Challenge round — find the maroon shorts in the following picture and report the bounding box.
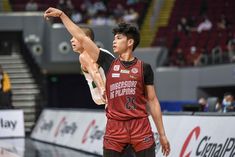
[103,117,155,152]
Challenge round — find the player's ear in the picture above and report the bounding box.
[128,39,134,47]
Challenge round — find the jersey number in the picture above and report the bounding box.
[125,96,137,110]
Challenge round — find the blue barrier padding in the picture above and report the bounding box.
[160,101,197,112]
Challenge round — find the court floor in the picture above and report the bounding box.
[0,138,100,157]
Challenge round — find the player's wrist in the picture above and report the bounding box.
[159,134,166,137]
[59,11,63,17]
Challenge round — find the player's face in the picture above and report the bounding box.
[70,37,83,53]
[113,33,128,54]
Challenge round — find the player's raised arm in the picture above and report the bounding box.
[44,7,100,62]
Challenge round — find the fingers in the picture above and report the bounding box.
[159,136,170,156]
[162,142,170,156]
[43,8,51,19]
[43,7,58,19]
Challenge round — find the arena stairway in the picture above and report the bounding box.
[1,0,11,11]
[140,0,175,47]
[0,53,40,133]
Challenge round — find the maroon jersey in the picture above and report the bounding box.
[106,58,148,120]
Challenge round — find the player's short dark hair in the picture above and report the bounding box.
[80,26,95,41]
[113,22,140,51]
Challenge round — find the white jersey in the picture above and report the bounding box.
[83,66,106,105]
[82,48,114,105]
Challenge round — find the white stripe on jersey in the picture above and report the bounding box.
[99,48,115,58]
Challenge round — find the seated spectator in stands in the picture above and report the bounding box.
[113,4,125,18]
[88,12,115,26]
[67,0,74,17]
[55,0,74,23]
[177,17,191,34]
[217,14,230,30]
[57,0,67,11]
[215,100,222,112]
[71,10,83,24]
[123,9,139,24]
[80,0,93,22]
[196,16,212,33]
[198,97,208,112]
[172,48,186,67]
[66,0,74,11]
[227,38,235,62]
[93,0,107,13]
[197,47,209,66]
[186,46,201,66]
[0,65,13,109]
[222,92,234,112]
[25,0,38,11]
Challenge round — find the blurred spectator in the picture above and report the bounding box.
[66,0,74,11]
[113,4,125,18]
[0,65,13,109]
[217,15,230,30]
[198,97,208,112]
[55,0,74,23]
[215,102,222,112]
[197,47,209,66]
[196,16,212,33]
[81,0,95,17]
[221,92,234,112]
[25,0,38,11]
[71,10,83,24]
[81,0,107,19]
[177,17,191,34]
[186,46,201,66]
[227,38,235,62]
[93,0,107,13]
[88,12,115,26]
[57,0,67,11]
[172,48,186,67]
[123,9,139,24]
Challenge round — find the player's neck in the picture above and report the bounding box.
[119,52,134,61]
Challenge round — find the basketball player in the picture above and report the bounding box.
[70,26,114,105]
[44,7,170,157]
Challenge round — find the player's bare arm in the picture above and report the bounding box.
[80,52,106,103]
[145,85,170,156]
[44,7,100,62]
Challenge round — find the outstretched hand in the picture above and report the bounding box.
[44,7,63,20]
[160,135,170,156]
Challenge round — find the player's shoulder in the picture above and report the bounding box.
[99,48,115,58]
[143,62,151,67]
[136,58,151,67]
[141,61,152,71]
